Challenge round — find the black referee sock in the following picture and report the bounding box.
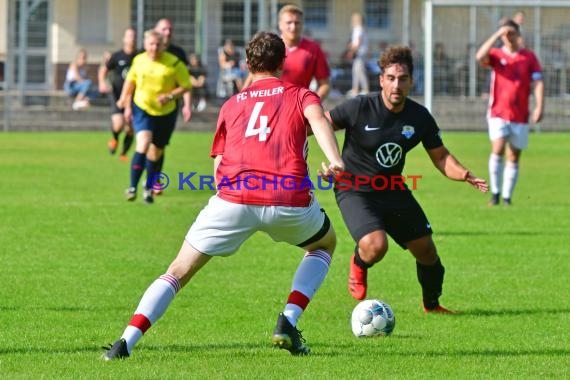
[354,247,373,269]
[112,130,120,141]
[156,154,165,173]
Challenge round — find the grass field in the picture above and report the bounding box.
[1,131,569,379]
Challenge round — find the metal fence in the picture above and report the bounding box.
[2,0,570,131]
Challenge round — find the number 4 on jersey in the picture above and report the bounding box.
[245,102,271,141]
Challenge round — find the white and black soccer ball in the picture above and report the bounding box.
[351,299,395,337]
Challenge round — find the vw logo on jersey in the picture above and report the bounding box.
[401,125,415,139]
[376,142,403,168]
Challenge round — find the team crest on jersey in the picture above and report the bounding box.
[401,125,415,139]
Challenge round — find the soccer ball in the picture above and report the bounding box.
[351,299,396,337]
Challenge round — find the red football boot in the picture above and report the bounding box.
[348,254,368,300]
[423,304,457,314]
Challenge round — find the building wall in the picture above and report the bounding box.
[51,0,130,63]
[2,0,570,92]
[51,0,131,89]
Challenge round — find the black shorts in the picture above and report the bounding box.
[108,92,123,115]
[335,190,432,249]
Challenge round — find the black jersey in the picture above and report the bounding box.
[166,44,189,65]
[329,93,443,192]
[106,49,139,97]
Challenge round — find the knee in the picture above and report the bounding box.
[304,225,336,256]
[359,234,388,263]
[147,146,164,162]
[319,227,337,256]
[79,81,91,92]
[136,136,151,152]
[410,238,438,265]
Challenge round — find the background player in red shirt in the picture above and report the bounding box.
[103,31,344,360]
[243,4,331,98]
[476,19,544,206]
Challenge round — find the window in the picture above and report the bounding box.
[303,0,329,29]
[15,0,49,48]
[77,0,108,43]
[365,0,391,29]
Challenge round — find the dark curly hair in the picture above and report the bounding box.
[378,45,414,77]
[246,32,286,74]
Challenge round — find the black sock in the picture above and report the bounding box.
[354,246,373,269]
[112,130,120,141]
[145,158,160,189]
[122,133,134,155]
[417,257,445,309]
[156,154,165,173]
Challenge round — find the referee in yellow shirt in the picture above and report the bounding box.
[118,29,192,204]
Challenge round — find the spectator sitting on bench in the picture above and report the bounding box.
[188,52,208,112]
[218,39,246,96]
[64,48,98,110]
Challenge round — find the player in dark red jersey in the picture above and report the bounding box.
[476,19,544,206]
[103,31,344,360]
[243,4,330,98]
[326,45,488,313]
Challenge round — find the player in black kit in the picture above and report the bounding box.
[326,45,488,313]
[99,27,139,161]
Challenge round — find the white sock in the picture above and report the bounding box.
[121,326,142,353]
[120,273,180,353]
[283,249,331,326]
[488,153,503,195]
[502,161,519,200]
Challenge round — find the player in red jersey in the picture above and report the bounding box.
[476,19,544,206]
[103,31,344,360]
[243,4,331,98]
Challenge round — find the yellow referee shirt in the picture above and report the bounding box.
[127,51,191,116]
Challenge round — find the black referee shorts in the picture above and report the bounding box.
[335,189,433,249]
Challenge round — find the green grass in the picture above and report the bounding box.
[0,131,568,379]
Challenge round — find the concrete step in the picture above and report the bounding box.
[2,94,570,132]
[0,103,219,131]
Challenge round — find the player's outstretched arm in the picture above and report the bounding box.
[315,79,330,100]
[304,104,344,174]
[427,146,488,193]
[117,80,136,123]
[182,92,192,122]
[213,155,223,188]
[532,79,545,123]
[97,65,110,94]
